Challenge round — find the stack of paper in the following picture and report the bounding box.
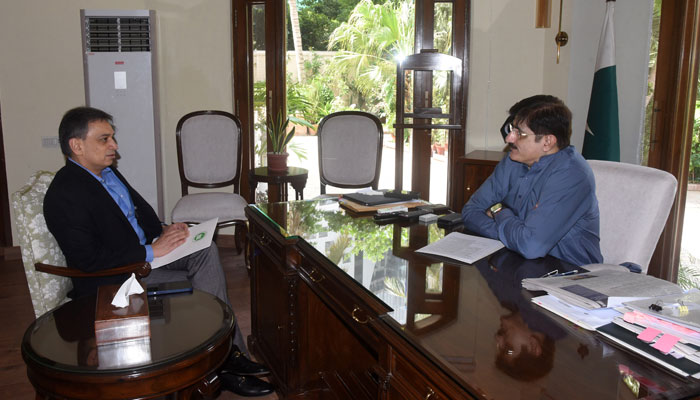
[595,290,700,378]
[524,268,700,377]
[522,268,683,309]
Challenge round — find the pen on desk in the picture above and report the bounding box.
[553,269,578,277]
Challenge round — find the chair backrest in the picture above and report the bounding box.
[588,160,677,273]
[11,171,71,318]
[176,110,242,195]
[317,111,383,194]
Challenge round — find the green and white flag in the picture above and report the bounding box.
[583,1,620,161]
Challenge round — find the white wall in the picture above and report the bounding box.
[467,0,653,166]
[0,0,234,244]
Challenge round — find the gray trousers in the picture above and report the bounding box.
[142,243,247,353]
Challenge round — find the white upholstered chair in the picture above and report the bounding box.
[171,110,248,254]
[589,160,677,274]
[13,171,151,318]
[317,111,383,194]
[12,171,71,318]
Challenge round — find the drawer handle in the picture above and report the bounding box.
[425,387,435,400]
[309,267,325,283]
[351,306,369,324]
[260,233,272,246]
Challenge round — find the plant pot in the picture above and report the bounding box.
[267,152,288,172]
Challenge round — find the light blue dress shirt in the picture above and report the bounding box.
[461,146,603,266]
[69,159,154,262]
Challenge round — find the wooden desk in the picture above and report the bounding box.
[21,290,234,399]
[246,199,700,399]
[249,166,308,203]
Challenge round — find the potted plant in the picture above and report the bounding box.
[267,112,296,172]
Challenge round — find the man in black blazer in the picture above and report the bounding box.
[43,106,273,397]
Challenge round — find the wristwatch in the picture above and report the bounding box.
[490,203,503,216]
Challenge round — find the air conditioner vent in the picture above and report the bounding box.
[85,16,150,52]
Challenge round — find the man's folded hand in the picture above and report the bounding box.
[152,223,190,257]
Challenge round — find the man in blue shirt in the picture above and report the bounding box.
[461,95,603,266]
[44,107,272,396]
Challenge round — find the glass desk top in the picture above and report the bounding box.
[250,199,700,400]
[22,290,233,374]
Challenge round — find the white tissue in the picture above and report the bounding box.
[111,273,144,308]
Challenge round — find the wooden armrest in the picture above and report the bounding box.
[35,262,151,279]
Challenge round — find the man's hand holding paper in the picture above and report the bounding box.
[152,223,190,257]
[150,218,218,269]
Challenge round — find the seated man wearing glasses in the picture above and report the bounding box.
[461,95,603,266]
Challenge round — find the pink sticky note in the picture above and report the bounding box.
[652,334,680,354]
[637,327,662,343]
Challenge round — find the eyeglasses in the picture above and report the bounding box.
[505,123,539,139]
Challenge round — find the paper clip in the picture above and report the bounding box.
[648,301,663,312]
[673,301,689,317]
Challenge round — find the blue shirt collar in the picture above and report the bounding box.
[68,158,112,181]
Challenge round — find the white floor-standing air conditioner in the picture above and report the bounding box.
[81,9,163,218]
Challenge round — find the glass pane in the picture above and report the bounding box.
[252,4,268,202]
[283,0,415,198]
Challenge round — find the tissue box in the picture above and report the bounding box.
[95,283,150,345]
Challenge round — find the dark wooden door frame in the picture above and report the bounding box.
[647,0,700,281]
[232,0,286,203]
[0,103,12,247]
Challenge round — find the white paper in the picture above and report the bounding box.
[415,232,504,265]
[522,269,683,309]
[149,218,218,269]
[114,71,127,89]
[532,294,620,330]
[111,273,144,308]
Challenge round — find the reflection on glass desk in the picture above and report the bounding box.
[248,199,700,399]
[21,290,234,399]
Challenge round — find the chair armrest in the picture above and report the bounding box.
[35,262,152,279]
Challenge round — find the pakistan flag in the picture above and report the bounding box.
[583,1,620,162]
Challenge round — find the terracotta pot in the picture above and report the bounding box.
[267,152,288,172]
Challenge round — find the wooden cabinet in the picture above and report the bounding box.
[245,205,475,399]
[449,150,504,211]
[247,214,300,395]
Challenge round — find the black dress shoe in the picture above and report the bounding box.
[223,346,270,376]
[220,372,274,397]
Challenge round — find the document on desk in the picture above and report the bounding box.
[150,218,218,269]
[522,269,683,309]
[415,232,504,265]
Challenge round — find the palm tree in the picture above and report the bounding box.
[327,0,415,127]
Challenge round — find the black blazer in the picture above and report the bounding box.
[43,161,163,298]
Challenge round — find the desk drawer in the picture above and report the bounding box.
[298,258,383,344]
[249,222,285,263]
[391,352,447,400]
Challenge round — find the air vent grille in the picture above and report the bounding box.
[85,17,150,52]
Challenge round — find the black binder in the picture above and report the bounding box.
[342,192,398,206]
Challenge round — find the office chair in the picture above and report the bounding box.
[12,171,150,318]
[317,111,383,195]
[589,160,677,273]
[171,110,248,255]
